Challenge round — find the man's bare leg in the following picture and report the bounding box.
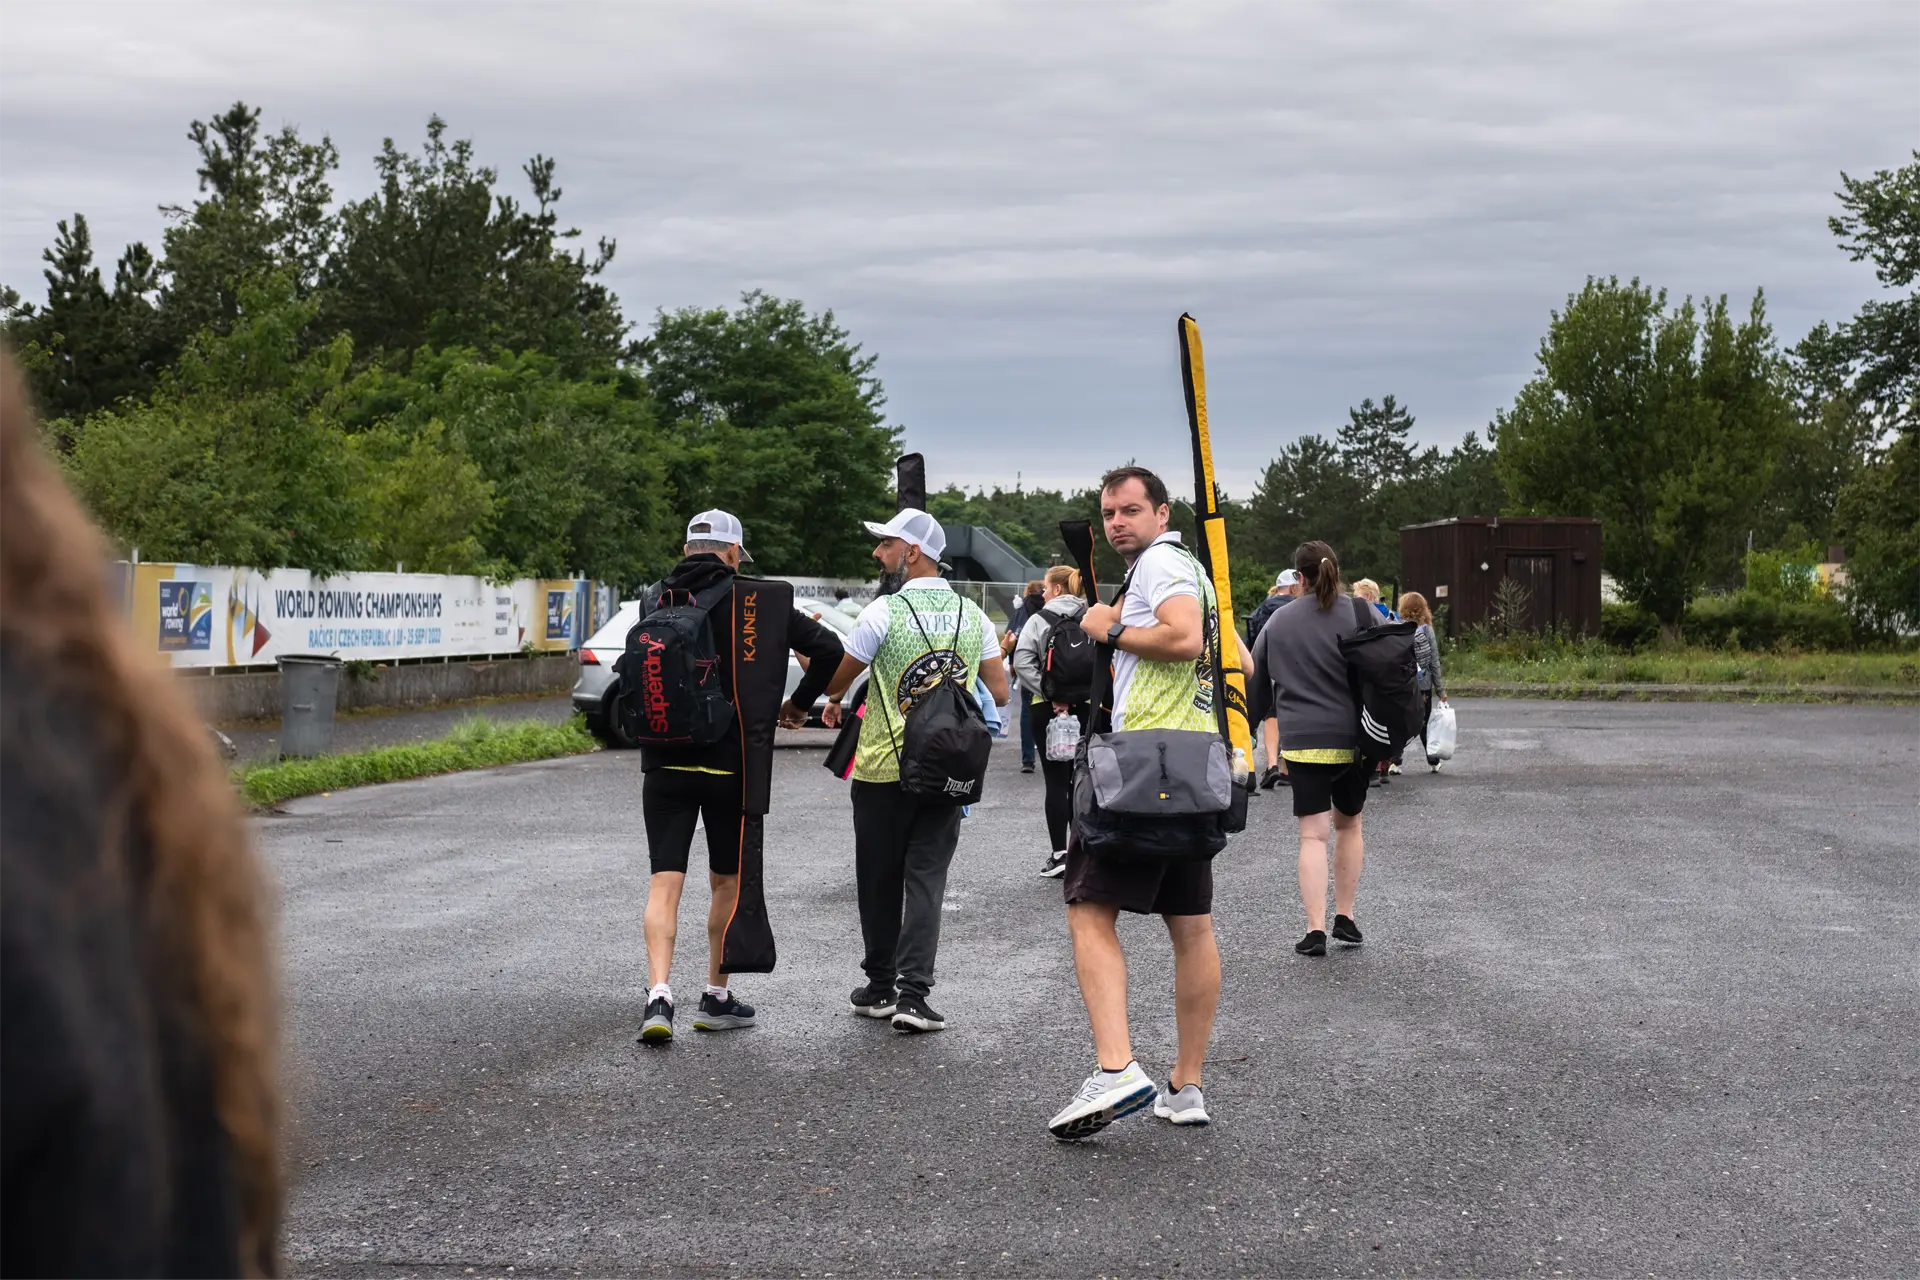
[1164,913,1220,1090]
[1068,901,1133,1069]
[1297,813,1331,932]
[706,872,739,988]
[1331,810,1364,920]
[644,871,686,989]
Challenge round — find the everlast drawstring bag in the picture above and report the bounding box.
[875,593,992,806]
[1338,596,1425,763]
[613,578,735,747]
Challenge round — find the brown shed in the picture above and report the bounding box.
[1399,517,1604,638]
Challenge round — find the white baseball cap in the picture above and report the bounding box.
[685,509,753,562]
[1276,568,1303,588]
[862,508,947,561]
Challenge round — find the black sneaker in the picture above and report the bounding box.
[691,991,756,1031]
[1294,929,1327,956]
[1277,770,1290,787]
[849,983,897,1019]
[1260,766,1282,791]
[891,994,947,1033]
[638,995,674,1044]
[1021,759,1037,774]
[1040,851,1067,878]
[1332,914,1363,946]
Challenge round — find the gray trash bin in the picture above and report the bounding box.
[278,654,343,758]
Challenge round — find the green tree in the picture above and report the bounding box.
[1819,152,1919,435]
[62,276,362,570]
[1493,277,1792,628]
[341,346,674,586]
[643,292,899,576]
[1832,425,1919,635]
[321,117,629,372]
[349,418,495,574]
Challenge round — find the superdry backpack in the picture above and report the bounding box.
[875,593,993,806]
[1338,596,1425,762]
[613,577,736,746]
[1039,612,1097,705]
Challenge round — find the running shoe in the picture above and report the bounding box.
[1332,914,1363,946]
[849,983,898,1018]
[1295,929,1327,956]
[1040,851,1067,878]
[691,991,756,1031]
[1260,766,1281,791]
[1049,1062,1157,1141]
[1387,762,1403,775]
[638,995,674,1044]
[1021,760,1037,774]
[891,994,946,1033]
[1154,1083,1211,1126]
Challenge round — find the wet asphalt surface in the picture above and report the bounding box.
[262,701,1919,1278]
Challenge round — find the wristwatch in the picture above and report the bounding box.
[1105,621,1126,646]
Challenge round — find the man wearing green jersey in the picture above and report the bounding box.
[821,509,1010,1034]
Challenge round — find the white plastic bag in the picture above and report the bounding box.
[1425,699,1457,762]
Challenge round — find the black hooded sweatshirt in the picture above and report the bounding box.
[637,554,844,774]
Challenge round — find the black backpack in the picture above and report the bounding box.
[1338,596,1424,762]
[1039,611,1097,705]
[613,577,735,746]
[874,593,992,806]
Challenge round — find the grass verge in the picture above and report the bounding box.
[236,714,599,808]
[1447,647,1920,689]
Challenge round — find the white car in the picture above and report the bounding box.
[572,594,862,748]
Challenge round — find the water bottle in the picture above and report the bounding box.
[1231,745,1253,791]
[1045,710,1081,762]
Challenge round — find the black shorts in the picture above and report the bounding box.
[1287,759,1370,819]
[641,768,758,877]
[1063,838,1213,917]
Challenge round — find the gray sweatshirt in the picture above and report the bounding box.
[1013,594,1087,703]
[1246,593,1366,753]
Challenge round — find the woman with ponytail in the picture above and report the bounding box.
[2,350,281,1275]
[1244,540,1374,957]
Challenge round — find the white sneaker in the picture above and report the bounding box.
[1153,1083,1211,1126]
[1387,762,1403,775]
[1048,1061,1157,1141]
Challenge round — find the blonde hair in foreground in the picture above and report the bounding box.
[0,350,280,1274]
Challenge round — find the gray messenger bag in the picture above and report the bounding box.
[1071,550,1239,862]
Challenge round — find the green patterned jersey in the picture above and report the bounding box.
[847,583,998,784]
[1111,535,1218,734]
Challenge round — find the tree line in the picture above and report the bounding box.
[4,105,1914,635]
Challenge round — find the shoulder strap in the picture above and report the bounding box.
[1350,595,1374,633]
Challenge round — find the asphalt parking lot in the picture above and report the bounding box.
[263,700,1918,1277]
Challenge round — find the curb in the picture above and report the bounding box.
[1448,681,1920,705]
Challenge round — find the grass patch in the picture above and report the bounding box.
[236,714,599,808]
[1448,646,1920,688]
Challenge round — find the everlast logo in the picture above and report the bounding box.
[942,776,976,797]
[641,633,671,734]
[740,590,758,663]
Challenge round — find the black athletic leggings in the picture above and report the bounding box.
[1028,700,1090,854]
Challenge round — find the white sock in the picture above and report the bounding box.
[650,983,672,1004]
[705,984,730,1001]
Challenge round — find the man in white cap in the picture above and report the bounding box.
[635,510,846,1045]
[819,509,1010,1033]
[1242,569,1305,789]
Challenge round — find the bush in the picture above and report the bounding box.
[1600,601,1661,651]
[1684,591,1853,651]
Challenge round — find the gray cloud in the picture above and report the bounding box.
[3,0,1912,495]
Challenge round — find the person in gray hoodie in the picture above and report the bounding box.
[1013,565,1092,878]
[1245,540,1372,958]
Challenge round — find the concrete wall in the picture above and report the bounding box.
[184,654,581,724]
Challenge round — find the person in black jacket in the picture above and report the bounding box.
[2,352,280,1277]
[637,510,844,1045]
[1243,569,1303,789]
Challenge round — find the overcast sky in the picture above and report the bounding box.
[3,1,1914,496]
